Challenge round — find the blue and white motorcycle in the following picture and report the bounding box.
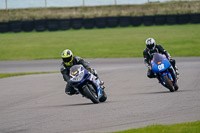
[151,53,179,92]
[69,65,107,104]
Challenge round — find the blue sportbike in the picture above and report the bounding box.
[69,65,107,104]
[151,53,179,92]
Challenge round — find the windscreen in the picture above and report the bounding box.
[152,53,163,64]
[70,65,82,74]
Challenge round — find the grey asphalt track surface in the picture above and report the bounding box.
[0,58,200,133]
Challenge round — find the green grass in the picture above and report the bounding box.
[113,120,200,133]
[0,72,58,79]
[0,24,200,60]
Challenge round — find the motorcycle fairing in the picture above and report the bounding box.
[70,65,103,99]
[151,53,171,73]
[89,74,103,99]
[70,67,89,87]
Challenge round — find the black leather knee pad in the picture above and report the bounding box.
[170,59,176,68]
[147,70,155,78]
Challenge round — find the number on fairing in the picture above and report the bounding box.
[158,64,165,71]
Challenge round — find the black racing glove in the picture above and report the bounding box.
[87,68,98,76]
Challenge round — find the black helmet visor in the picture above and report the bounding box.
[147,44,154,49]
[62,55,72,63]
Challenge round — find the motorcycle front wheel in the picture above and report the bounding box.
[82,84,99,104]
[163,74,174,92]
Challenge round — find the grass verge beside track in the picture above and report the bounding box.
[0,24,200,60]
[113,120,200,133]
[0,72,58,79]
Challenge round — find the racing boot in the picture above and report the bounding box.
[100,81,104,86]
[66,85,79,95]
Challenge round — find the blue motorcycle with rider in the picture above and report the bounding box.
[143,38,179,92]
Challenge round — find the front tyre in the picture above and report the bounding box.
[82,85,99,104]
[163,75,174,92]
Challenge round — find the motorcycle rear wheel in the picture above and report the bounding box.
[99,90,107,102]
[174,82,179,91]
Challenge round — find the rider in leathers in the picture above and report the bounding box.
[143,38,179,79]
[60,49,103,95]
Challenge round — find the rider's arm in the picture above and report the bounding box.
[75,56,98,76]
[157,45,171,59]
[60,64,70,82]
[143,49,151,66]
[75,56,90,70]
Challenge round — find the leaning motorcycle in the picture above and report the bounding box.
[69,64,107,104]
[151,53,179,92]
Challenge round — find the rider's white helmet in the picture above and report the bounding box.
[145,38,156,50]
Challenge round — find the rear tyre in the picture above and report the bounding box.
[99,90,107,102]
[83,85,99,104]
[174,82,179,91]
[163,75,174,92]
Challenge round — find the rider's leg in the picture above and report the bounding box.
[65,83,79,95]
[169,59,179,76]
[169,59,176,69]
[170,59,179,80]
[147,69,156,78]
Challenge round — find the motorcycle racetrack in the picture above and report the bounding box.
[0,57,200,133]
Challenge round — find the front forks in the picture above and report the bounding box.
[156,68,176,86]
[168,66,177,84]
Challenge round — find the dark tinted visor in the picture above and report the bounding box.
[62,55,72,63]
[147,44,154,49]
